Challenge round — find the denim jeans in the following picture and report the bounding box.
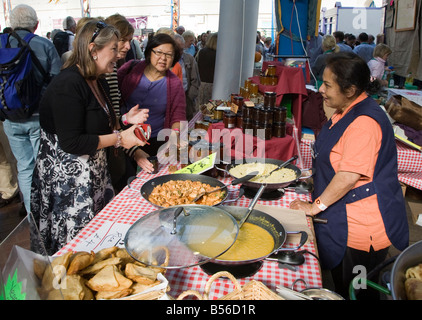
[3,115,40,213]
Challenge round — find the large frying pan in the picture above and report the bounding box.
[218,157,303,191]
[139,173,239,207]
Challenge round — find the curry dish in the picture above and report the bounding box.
[229,162,296,184]
[148,180,225,207]
[217,222,274,261]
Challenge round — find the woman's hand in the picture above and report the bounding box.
[126,105,149,124]
[134,148,154,173]
[120,125,146,149]
[290,199,317,216]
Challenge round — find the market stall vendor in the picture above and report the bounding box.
[289,52,409,299]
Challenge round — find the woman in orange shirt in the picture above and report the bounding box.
[290,52,409,299]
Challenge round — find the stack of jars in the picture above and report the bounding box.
[259,65,278,86]
[241,91,287,140]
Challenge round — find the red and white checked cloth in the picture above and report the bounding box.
[59,165,322,299]
[301,138,422,191]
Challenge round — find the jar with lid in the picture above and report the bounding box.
[273,106,287,123]
[273,122,286,138]
[253,121,261,137]
[267,65,276,76]
[252,105,262,122]
[244,79,252,92]
[242,103,253,121]
[243,119,253,134]
[248,83,259,103]
[264,92,276,108]
[259,107,273,124]
[213,109,223,120]
[261,122,273,140]
[268,76,278,86]
[236,112,243,128]
[223,111,236,129]
[233,96,244,113]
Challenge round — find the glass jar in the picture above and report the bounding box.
[223,111,236,129]
[213,109,223,120]
[259,107,273,124]
[242,104,253,121]
[264,92,276,108]
[268,76,278,86]
[253,121,261,137]
[236,112,243,128]
[244,79,252,92]
[243,119,253,134]
[267,65,276,76]
[249,83,259,104]
[252,105,262,122]
[273,121,286,138]
[233,96,244,113]
[261,122,273,140]
[273,106,287,123]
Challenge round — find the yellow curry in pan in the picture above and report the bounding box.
[217,222,274,261]
[188,222,275,261]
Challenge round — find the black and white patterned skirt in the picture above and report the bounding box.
[30,129,115,255]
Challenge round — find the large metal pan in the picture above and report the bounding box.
[349,240,422,300]
[139,173,241,207]
[209,205,308,266]
[217,157,303,191]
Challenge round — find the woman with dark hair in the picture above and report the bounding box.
[118,33,186,174]
[31,20,148,254]
[290,52,409,299]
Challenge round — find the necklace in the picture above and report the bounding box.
[87,79,117,130]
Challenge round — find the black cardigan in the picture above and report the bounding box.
[39,65,113,156]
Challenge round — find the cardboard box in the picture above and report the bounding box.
[409,200,422,227]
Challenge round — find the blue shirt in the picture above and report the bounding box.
[353,43,374,63]
[126,74,167,138]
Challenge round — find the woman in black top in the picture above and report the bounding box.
[31,20,147,255]
[196,32,218,107]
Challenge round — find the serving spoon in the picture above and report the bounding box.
[192,171,259,202]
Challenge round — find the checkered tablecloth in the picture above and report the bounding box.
[59,164,322,299]
[300,138,422,191]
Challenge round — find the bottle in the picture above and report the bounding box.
[388,71,395,88]
[405,73,414,86]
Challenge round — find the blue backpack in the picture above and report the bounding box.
[0,32,49,121]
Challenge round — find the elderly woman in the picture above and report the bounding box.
[118,33,186,174]
[31,20,148,255]
[311,34,340,82]
[290,52,409,299]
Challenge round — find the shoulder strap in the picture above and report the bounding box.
[13,32,49,82]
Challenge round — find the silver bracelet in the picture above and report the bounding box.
[113,130,122,148]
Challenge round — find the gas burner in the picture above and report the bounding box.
[200,261,264,278]
[269,251,305,266]
[240,185,284,200]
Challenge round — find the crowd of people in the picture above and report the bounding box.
[0,5,222,254]
[0,4,413,300]
[309,30,394,88]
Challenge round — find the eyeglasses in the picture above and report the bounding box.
[90,21,107,43]
[151,49,174,60]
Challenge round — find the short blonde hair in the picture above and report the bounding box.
[205,32,218,50]
[373,43,392,59]
[322,34,339,53]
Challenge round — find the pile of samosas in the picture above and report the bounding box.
[34,246,167,300]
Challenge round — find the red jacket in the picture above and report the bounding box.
[117,59,186,129]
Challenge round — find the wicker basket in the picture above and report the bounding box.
[177,271,284,300]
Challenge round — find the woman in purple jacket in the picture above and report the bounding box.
[118,33,186,174]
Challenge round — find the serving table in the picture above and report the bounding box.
[57,165,323,300]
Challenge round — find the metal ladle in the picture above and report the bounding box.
[192,171,259,202]
[238,156,299,229]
